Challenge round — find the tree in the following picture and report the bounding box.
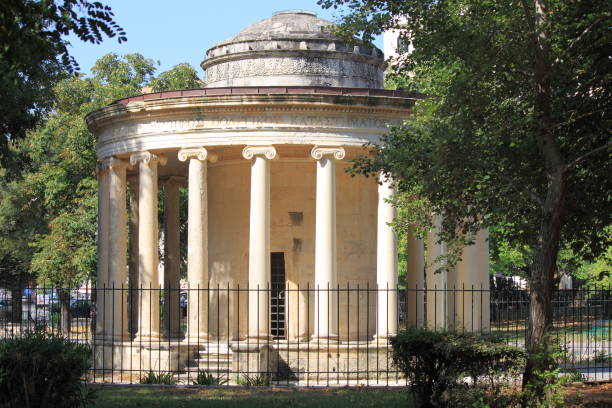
[0,0,126,165]
[0,54,200,333]
[319,0,612,393]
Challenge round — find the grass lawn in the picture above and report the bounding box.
[93,386,413,408]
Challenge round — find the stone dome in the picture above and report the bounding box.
[201,10,385,88]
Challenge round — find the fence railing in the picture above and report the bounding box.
[0,285,610,385]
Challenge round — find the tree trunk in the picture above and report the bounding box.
[523,167,566,389]
[58,289,71,335]
[522,0,568,393]
[10,286,23,324]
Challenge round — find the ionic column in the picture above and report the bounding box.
[310,146,344,342]
[375,173,398,341]
[107,157,130,341]
[130,151,167,342]
[242,145,277,341]
[476,229,491,332]
[95,160,110,338]
[127,177,139,338]
[406,227,425,328]
[163,177,183,338]
[455,228,491,332]
[426,214,449,330]
[179,147,216,343]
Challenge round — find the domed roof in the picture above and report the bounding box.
[220,11,337,44]
[201,11,385,89]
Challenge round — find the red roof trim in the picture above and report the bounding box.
[113,86,420,105]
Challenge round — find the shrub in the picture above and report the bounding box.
[139,371,177,385]
[192,370,229,386]
[0,330,94,408]
[236,372,271,386]
[390,328,525,408]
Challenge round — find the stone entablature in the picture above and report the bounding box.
[86,90,414,159]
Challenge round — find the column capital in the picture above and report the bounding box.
[178,146,218,163]
[97,156,131,174]
[129,151,167,167]
[242,145,277,160]
[310,145,345,161]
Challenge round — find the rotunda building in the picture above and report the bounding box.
[86,11,488,379]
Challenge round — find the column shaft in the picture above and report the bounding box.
[242,146,276,341]
[248,155,271,339]
[406,227,425,328]
[96,164,110,337]
[132,152,165,342]
[426,215,448,330]
[164,181,181,338]
[108,159,129,341]
[311,146,344,341]
[179,147,214,343]
[128,179,139,338]
[375,175,398,340]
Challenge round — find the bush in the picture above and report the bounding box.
[139,371,177,385]
[192,370,229,386]
[236,372,271,386]
[0,330,94,408]
[390,328,525,408]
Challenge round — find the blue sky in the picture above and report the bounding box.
[66,0,382,78]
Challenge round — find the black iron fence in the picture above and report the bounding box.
[0,284,610,385]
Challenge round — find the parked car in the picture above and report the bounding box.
[36,290,59,307]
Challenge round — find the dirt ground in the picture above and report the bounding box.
[566,382,612,408]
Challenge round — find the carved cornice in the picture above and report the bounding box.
[177,147,218,163]
[310,146,345,161]
[242,145,278,160]
[129,151,167,167]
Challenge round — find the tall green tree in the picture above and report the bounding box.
[320,0,611,392]
[0,54,200,332]
[0,0,126,166]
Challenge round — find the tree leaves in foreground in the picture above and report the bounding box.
[319,0,611,394]
[0,54,200,295]
[0,0,126,166]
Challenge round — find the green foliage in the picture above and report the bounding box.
[150,63,201,91]
[192,370,229,386]
[521,335,570,407]
[0,0,125,164]
[139,371,177,385]
[390,329,525,408]
[0,330,95,408]
[0,53,200,288]
[236,373,272,386]
[321,0,611,388]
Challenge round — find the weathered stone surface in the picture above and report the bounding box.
[202,11,385,88]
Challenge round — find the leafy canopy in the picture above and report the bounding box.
[323,0,611,265]
[0,0,126,165]
[0,54,200,287]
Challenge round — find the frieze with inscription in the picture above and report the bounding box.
[100,114,401,142]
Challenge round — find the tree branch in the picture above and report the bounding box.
[501,174,545,209]
[567,16,605,52]
[566,140,612,170]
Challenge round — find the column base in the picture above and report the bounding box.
[245,334,273,342]
[372,334,395,345]
[182,336,210,345]
[310,334,339,344]
[133,332,162,344]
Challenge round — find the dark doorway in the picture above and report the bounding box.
[270,252,286,338]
